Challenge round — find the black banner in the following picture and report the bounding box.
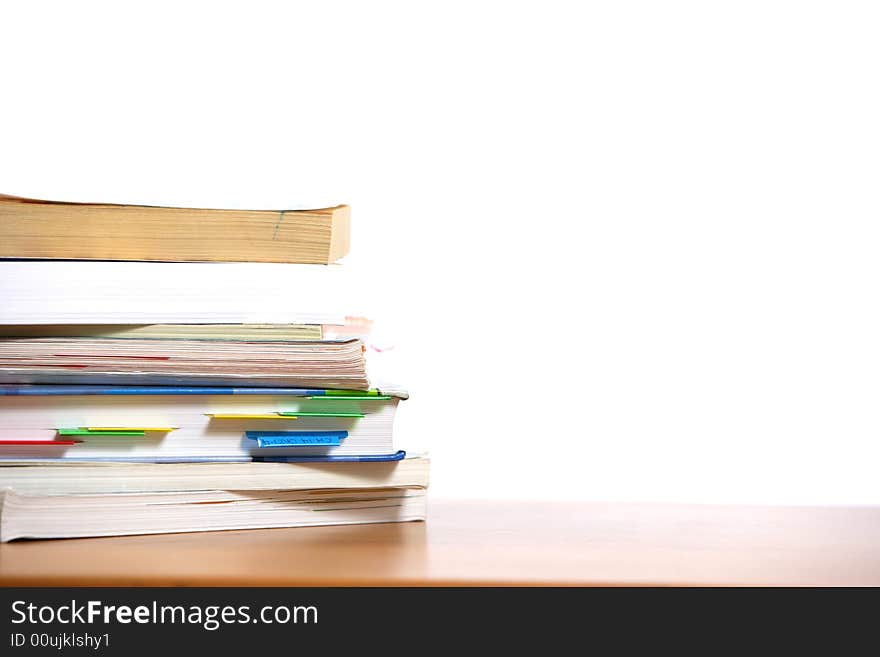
[0,587,871,653]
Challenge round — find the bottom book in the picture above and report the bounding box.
[0,487,426,541]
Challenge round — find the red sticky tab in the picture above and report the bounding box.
[0,440,79,446]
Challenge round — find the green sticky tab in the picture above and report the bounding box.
[277,411,365,418]
[57,428,146,436]
[324,389,382,397]
[306,395,391,401]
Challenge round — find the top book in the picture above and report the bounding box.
[0,194,351,264]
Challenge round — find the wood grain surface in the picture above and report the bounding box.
[2,499,879,586]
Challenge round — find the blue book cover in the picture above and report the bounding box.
[0,385,342,396]
[0,451,407,464]
[252,451,406,463]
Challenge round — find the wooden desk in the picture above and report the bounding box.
[2,500,879,586]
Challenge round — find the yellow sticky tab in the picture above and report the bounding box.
[86,427,177,432]
[206,413,297,420]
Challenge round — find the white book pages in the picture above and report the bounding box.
[0,487,427,541]
[0,456,429,495]
[0,261,371,325]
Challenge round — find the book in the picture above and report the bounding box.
[0,193,351,264]
[0,455,429,495]
[0,324,326,341]
[0,385,404,460]
[0,261,370,325]
[0,321,372,342]
[0,337,369,389]
[0,487,426,541]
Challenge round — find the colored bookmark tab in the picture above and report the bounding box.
[277,411,364,418]
[206,413,297,420]
[86,427,176,432]
[324,389,383,397]
[245,431,348,448]
[57,428,145,436]
[0,439,80,446]
[305,395,391,401]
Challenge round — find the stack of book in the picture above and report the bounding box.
[0,194,427,541]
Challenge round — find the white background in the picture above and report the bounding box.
[2,1,879,504]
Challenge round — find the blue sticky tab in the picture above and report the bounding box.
[252,450,406,463]
[245,431,348,448]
